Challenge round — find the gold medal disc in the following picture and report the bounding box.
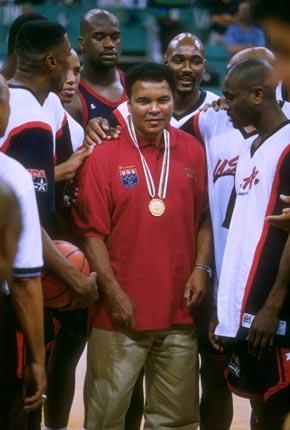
[149,199,166,217]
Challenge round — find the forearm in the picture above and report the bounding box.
[263,235,290,312]
[194,216,213,266]
[83,236,121,295]
[10,277,44,365]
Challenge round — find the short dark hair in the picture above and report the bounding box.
[125,62,176,99]
[225,57,276,99]
[7,13,47,56]
[251,0,290,24]
[15,20,66,56]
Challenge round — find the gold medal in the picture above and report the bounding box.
[149,198,166,217]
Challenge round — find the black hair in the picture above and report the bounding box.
[251,0,290,24]
[15,20,66,56]
[125,62,176,99]
[7,13,47,56]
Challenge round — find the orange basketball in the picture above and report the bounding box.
[42,240,90,309]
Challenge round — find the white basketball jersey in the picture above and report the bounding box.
[216,121,290,338]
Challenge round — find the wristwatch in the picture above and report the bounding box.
[194,264,212,279]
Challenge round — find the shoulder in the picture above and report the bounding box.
[0,152,33,194]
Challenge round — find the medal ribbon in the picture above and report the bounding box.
[127,115,170,199]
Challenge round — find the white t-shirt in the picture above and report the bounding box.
[216,120,290,338]
[0,152,43,278]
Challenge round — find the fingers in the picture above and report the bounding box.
[247,330,273,360]
[280,194,290,203]
[209,331,224,352]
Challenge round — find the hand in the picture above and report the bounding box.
[199,98,227,113]
[107,287,136,330]
[23,362,46,412]
[183,268,207,308]
[84,117,121,147]
[246,305,279,360]
[55,147,90,182]
[208,311,224,352]
[266,194,290,233]
[64,272,99,310]
[63,182,79,208]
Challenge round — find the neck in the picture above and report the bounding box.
[0,56,17,80]
[9,69,50,105]
[136,129,164,148]
[255,104,287,139]
[82,61,118,86]
[283,82,290,102]
[174,89,201,116]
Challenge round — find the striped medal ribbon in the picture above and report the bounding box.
[127,115,170,217]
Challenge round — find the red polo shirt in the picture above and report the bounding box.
[73,125,207,331]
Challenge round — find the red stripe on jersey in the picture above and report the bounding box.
[55,114,68,139]
[0,121,52,153]
[240,144,290,319]
[193,112,204,144]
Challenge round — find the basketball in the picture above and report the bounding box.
[42,240,90,309]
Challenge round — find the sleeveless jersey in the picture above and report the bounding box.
[77,70,127,127]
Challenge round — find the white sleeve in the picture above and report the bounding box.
[12,171,43,277]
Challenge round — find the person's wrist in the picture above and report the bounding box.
[193,263,212,278]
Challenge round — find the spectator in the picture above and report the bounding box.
[208,0,240,46]
[224,1,265,55]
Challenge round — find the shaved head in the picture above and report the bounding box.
[228,46,276,69]
[166,32,204,57]
[225,57,277,96]
[80,9,119,35]
[165,32,205,97]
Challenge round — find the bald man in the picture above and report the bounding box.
[66,8,126,127]
[216,57,290,430]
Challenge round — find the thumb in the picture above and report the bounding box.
[280,194,290,203]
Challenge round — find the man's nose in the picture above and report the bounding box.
[149,102,161,113]
[103,36,114,48]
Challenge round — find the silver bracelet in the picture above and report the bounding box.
[194,264,212,278]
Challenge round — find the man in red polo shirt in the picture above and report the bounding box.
[73,62,212,430]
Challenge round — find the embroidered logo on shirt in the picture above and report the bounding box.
[90,103,96,110]
[239,166,259,195]
[213,156,239,183]
[119,166,139,189]
[27,169,48,192]
[185,168,197,178]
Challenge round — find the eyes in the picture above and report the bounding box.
[170,55,203,66]
[93,32,120,42]
[136,96,172,106]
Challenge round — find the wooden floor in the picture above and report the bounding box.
[66,349,251,430]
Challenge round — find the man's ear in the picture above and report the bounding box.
[250,86,264,105]
[78,36,84,52]
[44,53,57,71]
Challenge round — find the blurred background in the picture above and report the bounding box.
[0,0,266,94]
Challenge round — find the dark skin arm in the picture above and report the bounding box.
[184,216,213,308]
[247,234,290,359]
[10,276,46,411]
[266,194,290,233]
[42,228,98,309]
[83,236,136,330]
[54,147,91,183]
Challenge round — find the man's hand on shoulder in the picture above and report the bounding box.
[84,117,121,147]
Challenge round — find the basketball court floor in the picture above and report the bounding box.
[67,350,251,430]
